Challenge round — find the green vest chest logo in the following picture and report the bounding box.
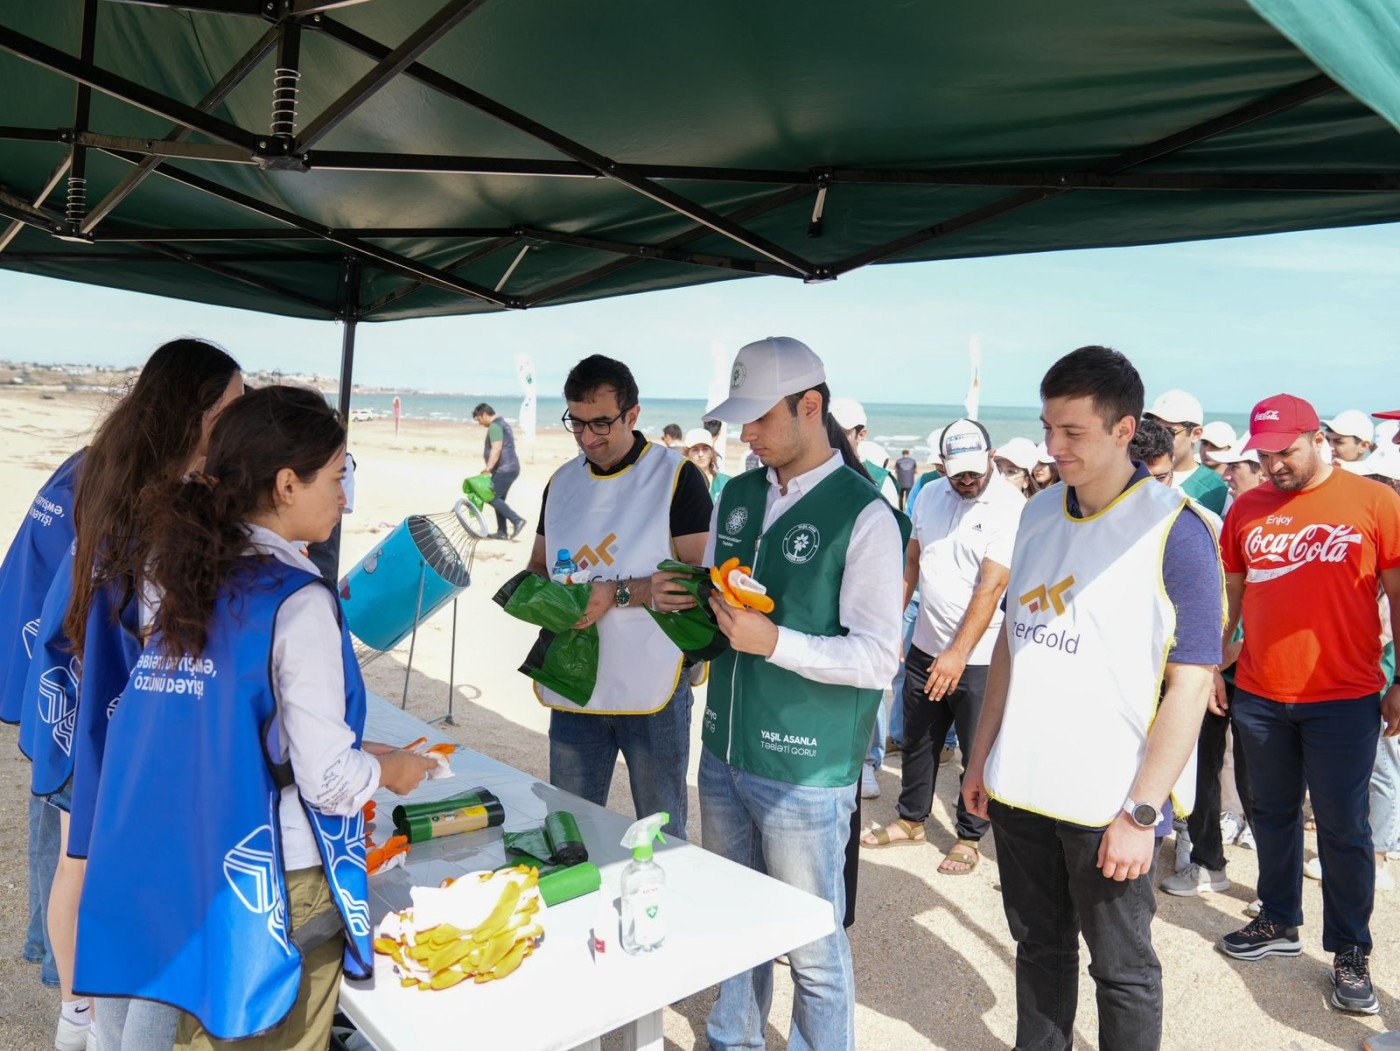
[781,523,821,564]
[724,507,749,536]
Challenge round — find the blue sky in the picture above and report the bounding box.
[2,220,1398,416]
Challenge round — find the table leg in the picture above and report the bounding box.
[622,1010,663,1051]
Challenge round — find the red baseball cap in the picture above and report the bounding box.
[1374,408,1400,420]
[1241,394,1321,453]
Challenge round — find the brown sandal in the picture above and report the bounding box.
[859,818,925,848]
[938,839,981,875]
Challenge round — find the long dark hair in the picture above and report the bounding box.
[783,382,871,481]
[144,386,345,657]
[64,339,242,649]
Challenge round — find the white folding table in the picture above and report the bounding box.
[339,697,835,1051]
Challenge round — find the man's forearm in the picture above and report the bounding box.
[946,580,1007,659]
[1126,664,1214,811]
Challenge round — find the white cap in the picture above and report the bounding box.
[1322,409,1375,444]
[705,337,827,424]
[1145,389,1204,426]
[1035,441,1055,464]
[828,396,867,431]
[1207,434,1259,465]
[1341,448,1400,481]
[858,438,890,468]
[682,427,714,449]
[926,430,942,463]
[1199,421,1237,449]
[1376,420,1400,447]
[938,418,992,476]
[995,437,1040,472]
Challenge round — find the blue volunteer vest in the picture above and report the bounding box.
[75,557,372,1041]
[0,450,83,724]
[18,551,143,804]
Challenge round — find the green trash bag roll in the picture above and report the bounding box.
[645,560,730,662]
[504,810,589,867]
[492,570,598,706]
[461,473,496,508]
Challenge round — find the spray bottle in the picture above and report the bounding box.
[619,811,668,954]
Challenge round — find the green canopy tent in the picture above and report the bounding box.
[1,0,1399,415]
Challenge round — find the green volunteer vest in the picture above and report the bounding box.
[1182,463,1228,516]
[863,458,892,492]
[704,465,887,787]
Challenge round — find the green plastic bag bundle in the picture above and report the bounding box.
[646,559,730,662]
[492,570,598,706]
[494,858,603,906]
[391,788,505,844]
[461,473,496,509]
[503,810,589,867]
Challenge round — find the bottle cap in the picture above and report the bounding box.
[620,811,668,861]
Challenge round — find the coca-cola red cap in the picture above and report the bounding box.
[1374,408,1400,421]
[1241,394,1321,453]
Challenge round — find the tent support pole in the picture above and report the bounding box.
[338,256,360,420]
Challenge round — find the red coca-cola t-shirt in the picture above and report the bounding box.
[1222,468,1400,703]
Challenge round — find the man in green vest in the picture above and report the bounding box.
[1144,388,1228,516]
[653,336,903,1051]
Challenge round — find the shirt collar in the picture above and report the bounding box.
[1065,462,1150,519]
[244,522,321,574]
[766,450,843,495]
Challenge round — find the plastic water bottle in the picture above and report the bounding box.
[551,548,578,584]
[620,812,668,954]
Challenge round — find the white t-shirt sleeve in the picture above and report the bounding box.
[272,584,380,817]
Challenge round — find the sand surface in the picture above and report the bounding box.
[0,387,1393,1050]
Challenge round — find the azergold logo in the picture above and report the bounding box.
[1019,575,1075,616]
[574,533,618,571]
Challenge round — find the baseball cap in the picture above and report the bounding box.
[939,418,992,476]
[705,337,827,424]
[828,397,867,431]
[925,430,942,463]
[1206,434,1259,465]
[995,437,1040,472]
[1340,448,1400,481]
[1199,421,1237,449]
[1035,441,1055,464]
[1241,394,1321,453]
[1376,420,1400,446]
[1145,389,1204,426]
[1322,409,1375,444]
[1374,409,1400,421]
[682,427,714,449]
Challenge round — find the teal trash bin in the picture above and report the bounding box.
[341,515,471,651]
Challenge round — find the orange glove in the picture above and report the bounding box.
[709,557,775,614]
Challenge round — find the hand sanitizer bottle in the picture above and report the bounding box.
[620,812,668,954]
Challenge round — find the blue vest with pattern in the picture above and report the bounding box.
[75,557,371,1041]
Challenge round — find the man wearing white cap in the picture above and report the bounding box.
[1144,388,1229,516]
[1198,421,1238,476]
[1324,409,1376,463]
[829,396,900,507]
[656,336,903,1051]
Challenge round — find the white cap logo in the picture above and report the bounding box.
[730,363,747,389]
[1255,409,1281,421]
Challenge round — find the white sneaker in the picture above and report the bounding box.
[1236,824,1256,851]
[54,1013,91,1051]
[1160,862,1231,897]
[1246,898,1262,917]
[1304,857,1324,881]
[1220,811,1245,846]
[860,763,880,799]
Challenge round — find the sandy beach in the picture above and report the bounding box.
[0,386,1394,1050]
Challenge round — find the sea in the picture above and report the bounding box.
[349,392,1254,460]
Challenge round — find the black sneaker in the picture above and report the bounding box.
[1330,946,1380,1014]
[509,518,528,541]
[1217,915,1302,960]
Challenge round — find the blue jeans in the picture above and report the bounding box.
[25,794,60,986]
[698,749,856,1051]
[94,997,179,1051]
[487,466,524,535]
[549,679,692,839]
[1372,730,1400,855]
[990,800,1162,1051]
[1232,689,1379,952]
[869,595,921,765]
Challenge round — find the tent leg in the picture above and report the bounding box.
[430,597,459,727]
[338,314,357,420]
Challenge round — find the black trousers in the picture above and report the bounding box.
[896,646,990,842]
[487,465,524,534]
[991,801,1163,1051]
[1187,681,1254,872]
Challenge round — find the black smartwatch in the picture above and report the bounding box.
[614,579,632,607]
[1123,800,1162,829]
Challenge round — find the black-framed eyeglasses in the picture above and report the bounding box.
[561,409,630,435]
[1165,424,1192,438]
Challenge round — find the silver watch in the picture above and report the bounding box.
[1123,800,1161,829]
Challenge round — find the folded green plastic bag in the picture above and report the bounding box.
[461,473,496,508]
[646,559,730,662]
[493,571,598,706]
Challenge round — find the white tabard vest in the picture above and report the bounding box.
[539,442,685,714]
[985,477,1206,827]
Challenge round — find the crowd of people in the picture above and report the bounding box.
[4,334,1400,1051]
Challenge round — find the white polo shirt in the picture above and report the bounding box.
[910,468,1025,664]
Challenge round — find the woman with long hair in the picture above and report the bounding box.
[684,426,730,498]
[75,387,436,1050]
[993,437,1043,499]
[20,338,243,1051]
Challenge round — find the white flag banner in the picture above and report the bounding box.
[964,336,982,422]
[515,354,537,460]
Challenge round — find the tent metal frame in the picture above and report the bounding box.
[2,3,1398,323]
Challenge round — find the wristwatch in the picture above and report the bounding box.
[1123,799,1162,829]
[614,579,632,608]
